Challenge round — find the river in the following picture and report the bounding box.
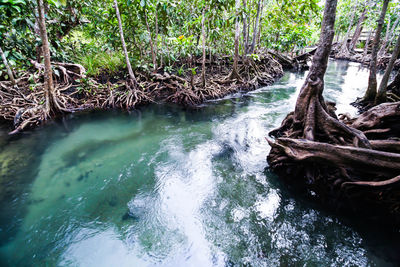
[0,60,398,266]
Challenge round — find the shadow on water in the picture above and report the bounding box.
[0,122,53,246]
[265,168,400,266]
[0,60,398,266]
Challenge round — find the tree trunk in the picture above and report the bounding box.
[190,55,194,89]
[268,0,373,174]
[269,0,371,148]
[154,9,159,67]
[34,17,42,63]
[36,0,60,117]
[337,0,358,55]
[335,32,340,43]
[384,13,400,54]
[256,0,264,49]
[160,35,165,67]
[268,0,400,222]
[229,0,241,80]
[349,3,369,52]
[245,0,250,52]
[201,7,206,88]
[362,30,373,60]
[0,46,16,86]
[249,0,262,54]
[378,15,391,56]
[114,0,137,84]
[242,0,248,55]
[145,10,157,71]
[291,0,339,131]
[376,33,400,104]
[363,0,389,102]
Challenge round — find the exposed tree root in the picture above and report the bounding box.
[268,100,400,225]
[268,2,400,225]
[331,42,400,71]
[342,175,400,187]
[0,53,283,133]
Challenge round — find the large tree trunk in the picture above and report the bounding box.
[363,0,389,102]
[36,0,60,117]
[248,0,262,54]
[201,7,206,88]
[376,33,400,104]
[348,3,369,52]
[292,0,338,131]
[229,0,242,80]
[114,0,137,84]
[268,0,400,225]
[0,46,16,86]
[268,0,371,178]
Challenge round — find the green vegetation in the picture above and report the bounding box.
[0,0,319,77]
[1,0,399,79]
[79,51,126,76]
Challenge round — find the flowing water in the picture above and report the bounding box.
[0,60,398,266]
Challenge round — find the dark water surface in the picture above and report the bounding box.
[0,60,398,266]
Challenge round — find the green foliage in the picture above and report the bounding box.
[6,0,392,78]
[261,0,321,51]
[177,65,185,76]
[78,50,126,77]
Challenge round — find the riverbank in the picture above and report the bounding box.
[331,42,400,71]
[0,54,283,134]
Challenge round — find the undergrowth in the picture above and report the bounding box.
[78,50,126,77]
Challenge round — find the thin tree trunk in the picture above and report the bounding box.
[0,46,16,86]
[190,55,194,89]
[160,35,165,67]
[201,7,206,88]
[256,0,265,49]
[242,0,248,55]
[145,10,157,71]
[229,0,241,79]
[155,9,158,66]
[349,3,369,52]
[36,0,59,116]
[362,30,373,60]
[335,32,340,43]
[114,0,137,83]
[246,0,250,51]
[378,15,391,56]
[383,13,400,54]
[249,0,262,54]
[363,0,389,102]
[34,17,42,63]
[338,0,358,55]
[376,33,400,103]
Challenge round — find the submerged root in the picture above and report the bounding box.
[268,99,400,224]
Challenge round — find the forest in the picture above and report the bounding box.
[1,0,400,266]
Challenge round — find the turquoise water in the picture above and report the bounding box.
[0,60,398,266]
